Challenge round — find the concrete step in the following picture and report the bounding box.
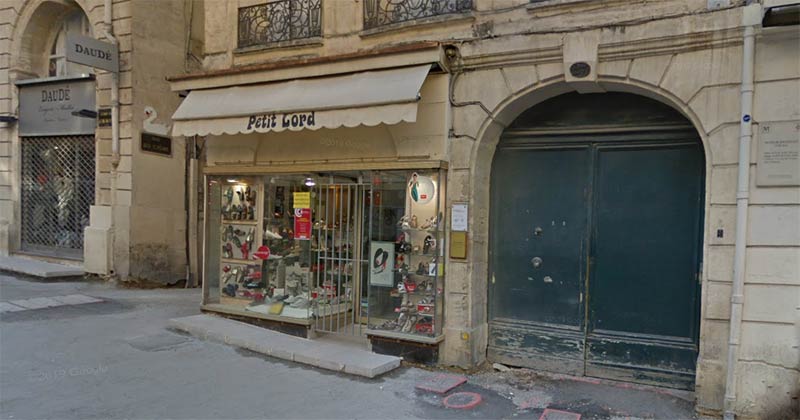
[169,314,401,378]
[0,256,84,278]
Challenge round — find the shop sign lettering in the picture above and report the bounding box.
[41,88,71,102]
[246,111,316,131]
[141,133,172,157]
[66,33,119,73]
[17,78,95,136]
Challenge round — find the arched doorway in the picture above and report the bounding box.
[16,2,96,259]
[488,92,705,390]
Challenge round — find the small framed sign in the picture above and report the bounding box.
[450,231,467,259]
[141,132,172,157]
[451,203,468,232]
[97,108,111,128]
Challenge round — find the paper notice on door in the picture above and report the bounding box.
[451,203,468,232]
[293,192,311,208]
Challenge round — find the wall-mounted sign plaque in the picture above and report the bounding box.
[756,121,800,186]
[141,132,172,157]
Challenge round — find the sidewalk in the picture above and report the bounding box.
[0,255,83,279]
[169,314,401,378]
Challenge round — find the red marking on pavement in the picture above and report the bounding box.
[442,392,482,410]
[539,408,581,420]
[415,374,467,394]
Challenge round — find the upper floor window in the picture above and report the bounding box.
[48,10,93,77]
[237,0,322,49]
[363,0,473,30]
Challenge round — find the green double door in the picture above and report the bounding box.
[488,134,704,389]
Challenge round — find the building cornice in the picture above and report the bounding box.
[168,42,442,92]
[457,27,745,72]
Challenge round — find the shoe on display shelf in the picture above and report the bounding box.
[290,297,310,309]
[223,283,238,297]
[264,229,282,240]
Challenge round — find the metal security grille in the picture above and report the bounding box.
[21,136,95,259]
[312,183,370,336]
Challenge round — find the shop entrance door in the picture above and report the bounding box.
[311,183,370,336]
[488,135,704,390]
[20,135,95,259]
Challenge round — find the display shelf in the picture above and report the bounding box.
[204,302,313,326]
[221,257,255,264]
[366,169,446,341]
[366,328,444,344]
[401,228,441,234]
[222,219,258,225]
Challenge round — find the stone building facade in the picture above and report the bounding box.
[2,0,796,419]
[170,1,799,419]
[0,0,199,284]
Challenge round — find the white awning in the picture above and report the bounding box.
[172,64,431,137]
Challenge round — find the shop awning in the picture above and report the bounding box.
[172,65,431,137]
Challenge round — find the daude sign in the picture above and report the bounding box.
[66,33,119,73]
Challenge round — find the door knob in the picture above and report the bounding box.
[531,257,542,268]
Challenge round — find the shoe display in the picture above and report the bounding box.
[223,283,237,297]
[404,277,417,293]
[416,262,426,275]
[397,216,410,230]
[213,171,445,337]
[264,229,282,240]
[240,242,249,259]
[423,236,436,254]
[289,297,310,309]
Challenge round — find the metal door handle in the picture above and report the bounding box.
[531,257,542,268]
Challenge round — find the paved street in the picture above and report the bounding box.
[0,274,698,419]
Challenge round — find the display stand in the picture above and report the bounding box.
[366,170,446,363]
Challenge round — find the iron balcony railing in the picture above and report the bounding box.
[363,0,473,30]
[238,0,322,49]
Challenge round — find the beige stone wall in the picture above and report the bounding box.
[93,0,134,278]
[194,0,799,418]
[0,3,20,249]
[442,7,799,420]
[127,0,188,283]
[2,0,191,284]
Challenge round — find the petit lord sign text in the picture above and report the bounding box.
[247,111,315,131]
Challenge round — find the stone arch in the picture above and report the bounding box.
[10,0,95,80]
[461,75,714,365]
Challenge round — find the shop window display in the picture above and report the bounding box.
[366,170,445,339]
[203,169,445,340]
